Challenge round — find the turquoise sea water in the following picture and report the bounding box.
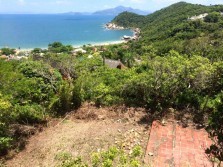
[0,14,133,49]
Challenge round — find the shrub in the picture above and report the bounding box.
[12,104,45,124]
[55,152,88,167]
[0,94,12,155]
[57,146,143,167]
[0,137,12,156]
[204,12,221,23]
[206,92,223,165]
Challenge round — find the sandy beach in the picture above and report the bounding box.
[86,40,127,47]
[17,40,126,52]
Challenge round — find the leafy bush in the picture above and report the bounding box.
[206,92,223,165]
[49,81,82,115]
[0,137,12,156]
[18,61,62,91]
[0,93,12,155]
[12,104,45,124]
[56,153,88,167]
[0,48,15,56]
[75,67,128,106]
[56,146,143,167]
[48,42,73,53]
[204,12,222,23]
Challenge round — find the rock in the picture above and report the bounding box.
[169,108,175,113]
[148,152,154,156]
[98,115,105,120]
[117,119,122,123]
[105,23,125,30]
[161,119,166,126]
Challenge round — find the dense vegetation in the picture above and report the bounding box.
[0,1,223,165]
[113,3,223,164]
[113,2,223,57]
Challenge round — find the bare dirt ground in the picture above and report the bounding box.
[4,103,151,167]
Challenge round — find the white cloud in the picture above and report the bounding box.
[103,5,111,9]
[130,0,145,3]
[55,0,70,5]
[118,0,145,3]
[18,0,25,5]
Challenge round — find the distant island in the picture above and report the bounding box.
[61,6,150,16]
[93,6,149,15]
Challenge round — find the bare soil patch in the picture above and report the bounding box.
[5,103,151,167]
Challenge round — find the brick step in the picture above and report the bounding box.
[144,121,214,167]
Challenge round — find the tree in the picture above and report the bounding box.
[48,42,73,53]
[32,48,42,54]
[48,42,63,49]
[204,12,221,23]
[124,52,135,68]
[1,48,15,56]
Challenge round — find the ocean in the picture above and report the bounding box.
[0,14,133,49]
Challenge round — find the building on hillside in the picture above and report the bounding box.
[103,58,126,69]
[188,13,208,21]
[72,48,87,55]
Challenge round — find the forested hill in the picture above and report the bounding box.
[113,2,215,28]
[112,2,223,57]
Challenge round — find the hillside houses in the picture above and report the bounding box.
[0,49,29,61]
[188,13,208,20]
[103,58,126,69]
[71,48,87,55]
[189,12,223,21]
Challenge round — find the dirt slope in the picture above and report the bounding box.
[5,104,150,167]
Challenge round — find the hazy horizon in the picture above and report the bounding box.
[0,0,222,14]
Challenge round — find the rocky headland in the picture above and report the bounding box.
[105,23,141,41]
[105,23,126,30]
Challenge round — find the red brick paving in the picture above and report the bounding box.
[144,121,214,167]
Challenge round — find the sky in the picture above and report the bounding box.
[0,0,222,14]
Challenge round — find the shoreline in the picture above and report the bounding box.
[16,40,127,52]
[85,40,127,47]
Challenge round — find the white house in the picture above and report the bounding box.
[188,13,208,21]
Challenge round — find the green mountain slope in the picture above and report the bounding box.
[112,2,223,57]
